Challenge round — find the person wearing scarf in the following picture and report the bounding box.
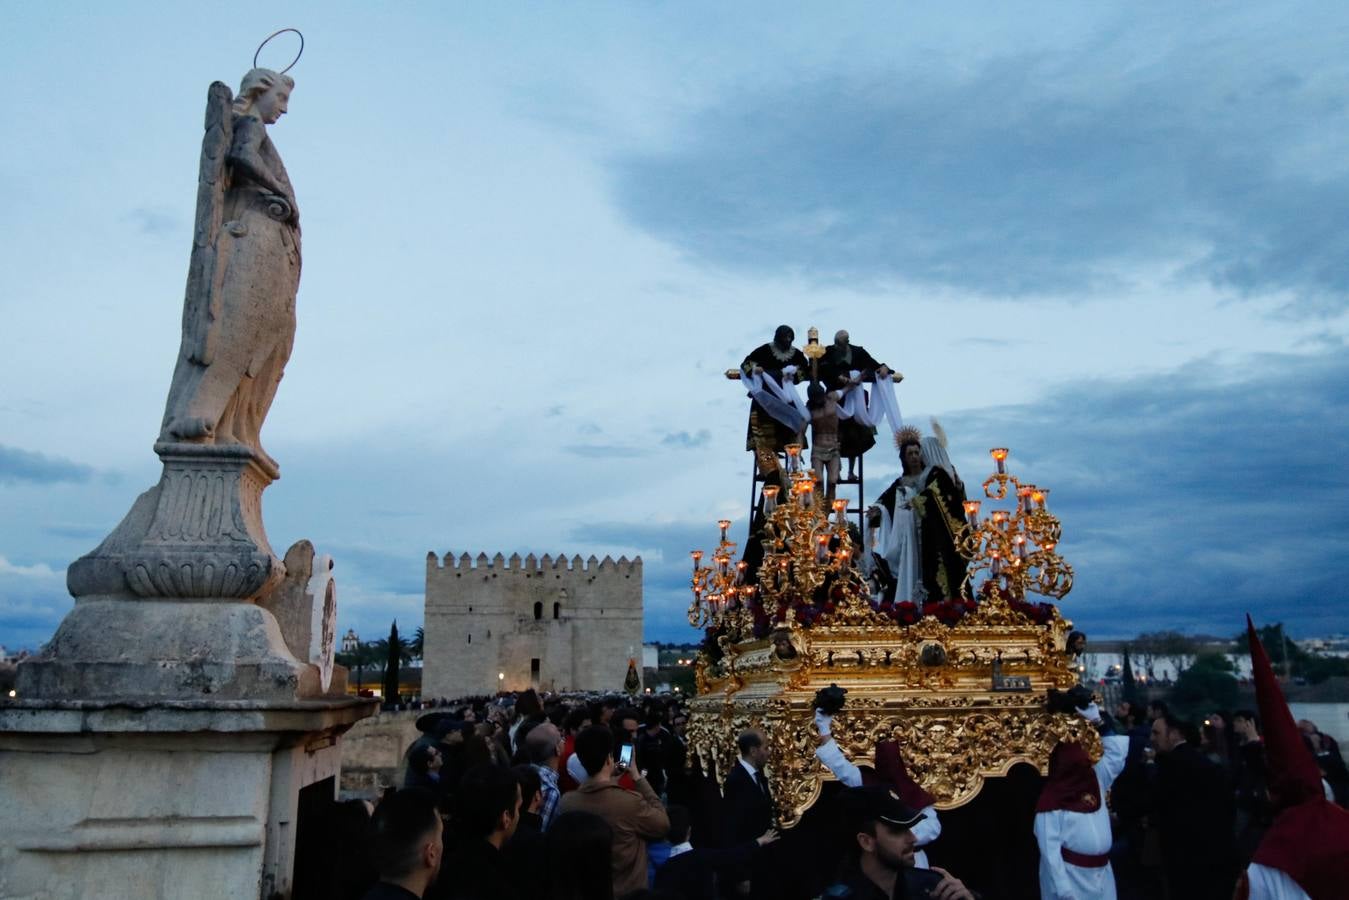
[1236,616,1349,900]
[1033,703,1130,899]
[813,709,943,868]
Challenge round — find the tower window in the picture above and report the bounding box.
[553,602,560,620]
[533,601,543,621]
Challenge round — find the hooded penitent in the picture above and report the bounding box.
[1034,741,1101,814]
[868,740,937,810]
[1245,615,1349,900]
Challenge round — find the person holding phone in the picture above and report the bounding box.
[558,725,670,897]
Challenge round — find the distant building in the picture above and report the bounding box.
[642,644,659,669]
[1079,640,1253,684]
[340,629,360,654]
[422,551,643,697]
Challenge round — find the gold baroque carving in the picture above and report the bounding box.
[687,608,1090,828]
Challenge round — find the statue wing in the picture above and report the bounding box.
[180,81,234,365]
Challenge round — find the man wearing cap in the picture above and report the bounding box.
[829,786,975,900]
[813,709,943,868]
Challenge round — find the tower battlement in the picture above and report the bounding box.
[425,550,642,576]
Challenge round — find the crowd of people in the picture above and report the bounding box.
[311,624,1346,900]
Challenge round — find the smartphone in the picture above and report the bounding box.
[618,743,634,769]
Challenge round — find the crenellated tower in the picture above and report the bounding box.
[422,551,643,697]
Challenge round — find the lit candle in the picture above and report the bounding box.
[1015,534,1027,559]
[832,498,848,526]
[718,519,731,541]
[1018,486,1034,514]
[991,447,1009,475]
[817,534,829,562]
[691,550,703,572]
[736,560,748,585]
[963,500,981,527]
[763,485,779,513]
[1034,488,1049,510]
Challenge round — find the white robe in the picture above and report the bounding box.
[1244,863,1311,900]
[875,480,923,604]
[1033,735,1129,900]
[815,738,942,868]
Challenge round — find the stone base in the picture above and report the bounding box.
[68,442,284,603]
[0,696,377,900]
[17,600,329,702]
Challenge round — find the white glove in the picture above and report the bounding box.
[814,709,833,736]
[1077,702,1102,724]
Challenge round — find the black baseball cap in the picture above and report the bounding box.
[842,786,926,831]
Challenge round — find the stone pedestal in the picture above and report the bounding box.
[5,441,379,898]
[20,444,321,702]
[0,698,375,900]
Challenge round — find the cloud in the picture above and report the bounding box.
[661,429,712,449]
[42,524,108,541]
[123,207,181,236]
[563,443,649,459]
[0,445,95,486]
[0,555,70,650]
[939,344,1349,638]
[0,556,62,580]
[611,21,1349,313]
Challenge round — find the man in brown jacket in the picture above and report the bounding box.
[558,725,671,896]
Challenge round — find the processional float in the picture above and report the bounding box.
[686,334,1097,827]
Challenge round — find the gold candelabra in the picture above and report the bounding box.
[688,443,857,635]
[957,447,1073,601]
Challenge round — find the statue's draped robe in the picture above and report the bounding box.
[741,344,810,490]
[874,466,969,604]
[160,104,300,460]
[818,343,885,460]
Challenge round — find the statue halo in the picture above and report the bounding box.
[253,28,304,75]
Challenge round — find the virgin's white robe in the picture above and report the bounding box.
[1033,735,1130,900]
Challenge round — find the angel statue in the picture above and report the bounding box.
[159,67,300,468]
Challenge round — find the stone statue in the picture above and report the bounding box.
[160,68,300,468]
[35,70,323,699]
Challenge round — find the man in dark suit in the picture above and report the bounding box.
[721,729,775,896]
[1150,713,1237,900]
[656,805,778,900]
[361,789,443,900]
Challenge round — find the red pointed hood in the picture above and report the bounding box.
[861,741,936,810]
[1246,616,1322,807]
[1035,741,1101,814]
[1246,615,1349,900]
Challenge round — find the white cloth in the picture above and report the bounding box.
[875,492,922,604]
[1033,735,1130,900]
[668,841,694,860]
[868,373,904,435]
[836,371,877,427]
[1245,863,1312,900]
[742,368,808,431]
[813,738,940,868]
[566,752,587,784]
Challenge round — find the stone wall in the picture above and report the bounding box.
[423,552,643,698]
[338,708,420,798]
